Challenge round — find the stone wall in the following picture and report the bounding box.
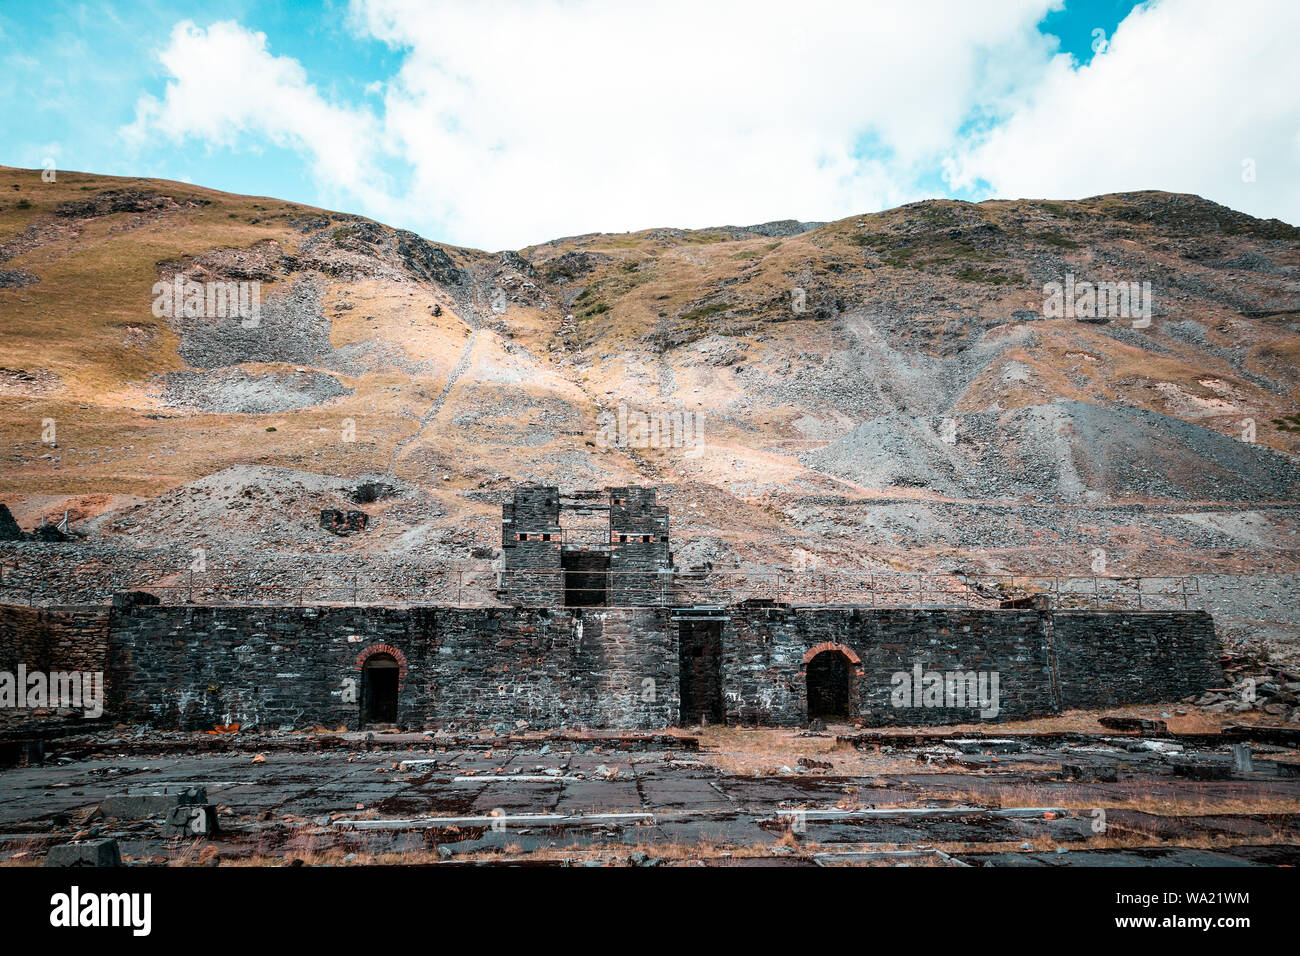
[105,604,676,731]
[106,605,428,730]
[721,606,1056,726]
[501,486,674,607]
[501,487,564,606]
[428,607,675,729]
[0,604,110,674]
[609,486,671,606]
[0,603,110,726]
[1051,610,1221,709]
[0,600,1223,730]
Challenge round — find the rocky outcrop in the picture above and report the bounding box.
[55,188,209,219]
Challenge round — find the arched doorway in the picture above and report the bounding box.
[361,654,400,725]
[806,650,852,722]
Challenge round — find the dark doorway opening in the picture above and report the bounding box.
[563,549,609,606]
[679,620,723,725]
[361,655,399,725]
[806,651,851,722]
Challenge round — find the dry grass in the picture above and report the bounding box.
[919,782,1300,816]
[6,165,1298,531]
[690,708,1252,777]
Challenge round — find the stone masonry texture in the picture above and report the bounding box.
[0,601,1223,730]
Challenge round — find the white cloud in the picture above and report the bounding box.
[121,20,400,220]
[945,0,1300,224]
[351,0,1056,246]
[118,1,1300,249]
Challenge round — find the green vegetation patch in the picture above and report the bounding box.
[571,265,657,319]
[1037,201,1079,219]
[1031,230,1080,248]
[681,232,730,245]
[679,301,732,324]
[577,300,610,318]
[953,265,1024,286]
[1222,219,1300,240]
[1272,412,1300,433]
[852,231,1001,271]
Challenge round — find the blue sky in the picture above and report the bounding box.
[4,0,1297,248]
[1041,0,1137,63]
[5,0,396,208]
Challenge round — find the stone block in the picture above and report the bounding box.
[164,804,219,837]
[101,786,207,819]
[45,839,122,867]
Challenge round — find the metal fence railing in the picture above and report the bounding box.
[0,557,1222,611]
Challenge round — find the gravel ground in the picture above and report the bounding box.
[172,277,353,372]
[802,401,1300,502]
[76,466,447,554]
[161,367,351,413]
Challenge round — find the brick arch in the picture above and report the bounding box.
[354,643,408,687]
[802,642,861,667]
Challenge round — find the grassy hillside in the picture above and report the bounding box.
[1,165,1297,575]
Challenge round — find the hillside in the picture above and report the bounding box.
[1,166,1298,582]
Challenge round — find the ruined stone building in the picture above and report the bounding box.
[0,486,1223,732]
[501,486,672,607]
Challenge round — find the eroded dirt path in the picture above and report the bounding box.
[386,329,480,475]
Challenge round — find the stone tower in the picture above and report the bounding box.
[607,486,672,606]
[500,485,563,606]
